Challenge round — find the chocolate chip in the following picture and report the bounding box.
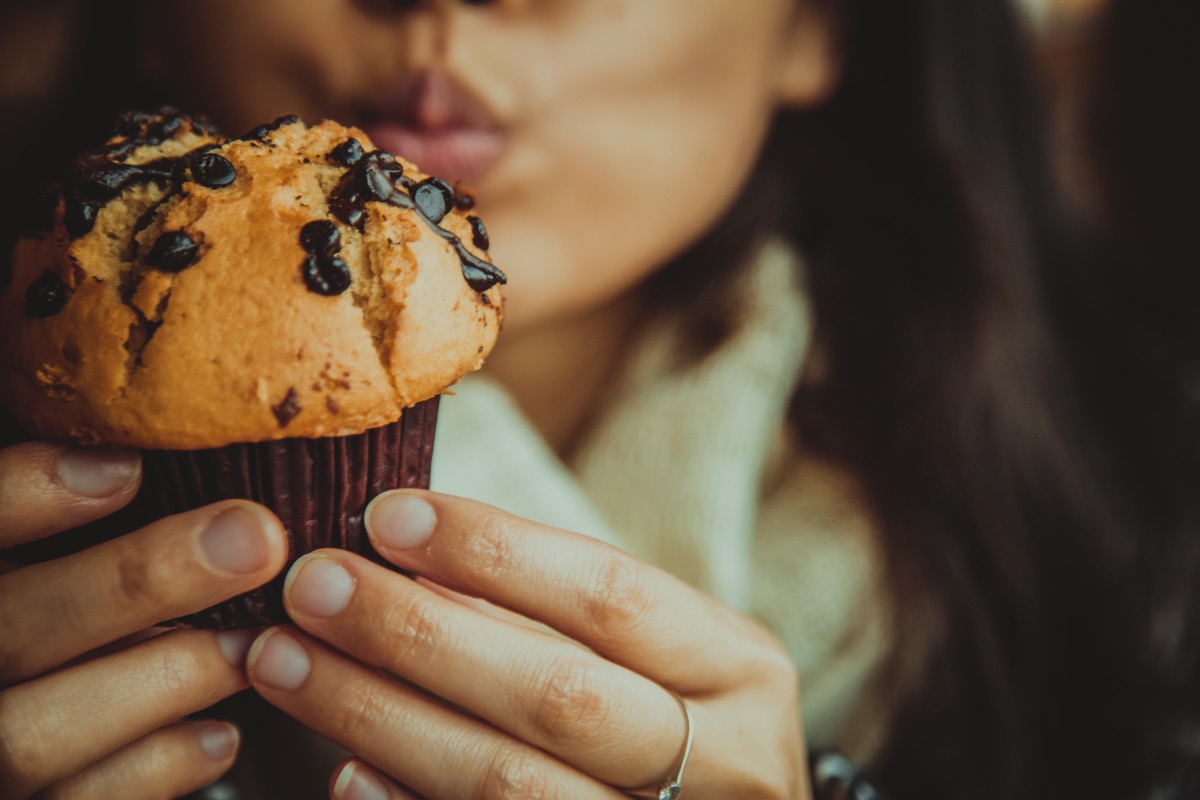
[64,196,98,238]
[24,271,70,318]
[191,152,237,188]
[328,138,364,166]
[300,220,341,257]
[302,253,352,296]
[145,231,200,272]
[363,151,399,168]
[272,387,303,427]
[238,124,273,142]
[237,114,301,142]
[191,115,222,136]
[413,178,455,224]
[145,113,185,143]
[113,109,156,137]
[467,215,489,251]
[321,150,504,294]
[330,194,365,230]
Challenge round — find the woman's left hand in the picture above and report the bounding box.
[245,490,807,799]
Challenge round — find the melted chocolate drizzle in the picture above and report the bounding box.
[327,153,506,292]
[62,155,175,239]
[73,154,177,201]
[49,108,229,241]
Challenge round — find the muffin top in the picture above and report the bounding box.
[0,108,504,449]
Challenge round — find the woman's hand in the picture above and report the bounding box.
[0,441,289,800]
[247,490,807,799]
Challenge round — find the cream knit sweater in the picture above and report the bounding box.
[432,242,892,757]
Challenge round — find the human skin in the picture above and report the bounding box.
[0,444,288,799]
[0,1,837,797]
[141,0,838,454]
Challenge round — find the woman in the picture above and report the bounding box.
[0,1,1195,798]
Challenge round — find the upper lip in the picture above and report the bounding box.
[360,70,501,133]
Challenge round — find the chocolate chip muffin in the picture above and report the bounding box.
[0,107,505,627]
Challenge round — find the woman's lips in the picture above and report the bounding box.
[360,71,507,186]
[361,123,506,186]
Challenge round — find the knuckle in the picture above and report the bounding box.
[583,555,656,644]
[480,745,552,800]
[465,512,522,583]
[528,658,610,744]
[110,548,173,611]
[330,678,392,745]
[381,593,443,666]
[147,644,207,699]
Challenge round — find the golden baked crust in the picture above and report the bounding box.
[0,110,503,448]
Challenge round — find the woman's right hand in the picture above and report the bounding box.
[0,441,288,800]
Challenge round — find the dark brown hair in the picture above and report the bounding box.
[660,1,1200,797]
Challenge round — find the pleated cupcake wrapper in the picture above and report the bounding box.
[11,397,438,629]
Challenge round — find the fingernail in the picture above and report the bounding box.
[200,505,273,574]
[285,554,355,618]
[333,761,390,800]
[248,629,310,692]
[216,629,258,668]
[56,446,140,497]
[197,721,239,760]
[367,492,436,551]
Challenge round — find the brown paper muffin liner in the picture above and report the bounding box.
[8,397,439,629]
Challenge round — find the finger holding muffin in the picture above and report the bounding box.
[245,490,805,799]
[0,440,286,799]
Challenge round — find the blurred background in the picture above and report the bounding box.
[0,0,1112,218]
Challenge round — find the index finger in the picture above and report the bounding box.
[364,490,782,691]
[0,442,142,549]
[0,500,286,684]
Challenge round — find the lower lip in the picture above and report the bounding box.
[362,123,507,187]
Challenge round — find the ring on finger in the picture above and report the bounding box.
[632,691,694,800]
